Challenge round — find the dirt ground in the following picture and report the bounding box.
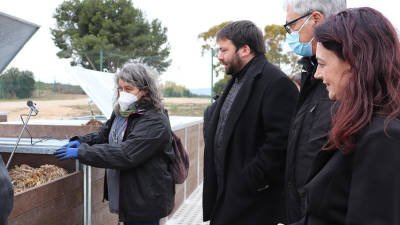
[0,95,210,122]
[0,94,91,121]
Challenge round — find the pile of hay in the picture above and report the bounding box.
[85,118,104,126]
[9,164,68,193]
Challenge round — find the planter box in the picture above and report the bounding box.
[1,153,82,225]
[0,117,204,224]
[1,153,118,225]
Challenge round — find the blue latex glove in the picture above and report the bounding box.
[54,147,79,160]
[62,140,81,149]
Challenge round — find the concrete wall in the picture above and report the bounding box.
[0,112,7,122]
[1,120,204,224]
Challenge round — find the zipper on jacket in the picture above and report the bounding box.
[309,105,316,113]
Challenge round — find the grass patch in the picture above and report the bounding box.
[69,104,101,115]
[165,103,209,117]
[0,93,88,102]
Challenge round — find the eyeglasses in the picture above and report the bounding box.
[283,13,312,34]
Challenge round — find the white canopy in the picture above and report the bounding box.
[69,67,115,119]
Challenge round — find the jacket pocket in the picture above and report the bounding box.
[239,168,270,196]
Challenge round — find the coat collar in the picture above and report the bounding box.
[209,55,267,138]
[298,56,319,92]
[207,55,268,200]
[219,55,267,153]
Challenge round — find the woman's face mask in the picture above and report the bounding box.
[286,15,314,57]
[118,91,138,111]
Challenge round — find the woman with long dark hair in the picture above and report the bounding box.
[288,7,400,225]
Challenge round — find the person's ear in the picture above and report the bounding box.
[239,45,251,58]
[141,88,149,97]
[311,11,324,25]
[342,62,352,77]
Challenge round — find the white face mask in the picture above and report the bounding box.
[118,91,138,111]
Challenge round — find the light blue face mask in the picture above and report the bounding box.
[286,16,314,57]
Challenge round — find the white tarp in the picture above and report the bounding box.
[69,67,115,119]
[0,11,39,73]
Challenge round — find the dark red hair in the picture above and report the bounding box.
[314,7,400,153]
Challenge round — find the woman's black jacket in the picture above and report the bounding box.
[294,116,400,225]
[71,107,175,222]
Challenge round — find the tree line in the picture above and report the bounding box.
[0,67,86,99]
[160,81,208,98]
[0,67,201,99]
[0,68,35,98]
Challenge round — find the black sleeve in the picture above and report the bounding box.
[77,114,172,169]
[242,76,299,190]
[0,155,13,224]
[345,126,400,225]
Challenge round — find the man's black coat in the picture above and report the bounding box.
[203,55,299,225]
[284,56,333,223]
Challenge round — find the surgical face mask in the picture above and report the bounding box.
[286,16,314,57]
[118,91,137,111]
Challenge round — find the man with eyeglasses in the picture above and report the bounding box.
[282,0,346,224]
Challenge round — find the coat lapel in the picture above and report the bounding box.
[207,78,236,145]
[219,56,267,170]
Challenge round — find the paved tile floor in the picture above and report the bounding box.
[166,184,210,225]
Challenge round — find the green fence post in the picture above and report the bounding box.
[0,80,3,98]
[210,48,214,104]
[100,49,103,72]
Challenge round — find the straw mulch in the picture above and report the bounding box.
[9,164,68,193]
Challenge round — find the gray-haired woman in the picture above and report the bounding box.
[55,63,175,225]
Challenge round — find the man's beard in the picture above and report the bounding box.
[225,53,243,75]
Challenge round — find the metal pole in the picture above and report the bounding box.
[83,164,87,225]
[83,164,92,225]
[6,108,33,169]
[211,48,214,103]
[99,49,103,72]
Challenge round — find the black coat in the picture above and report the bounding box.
[72,107,175,222]
[296,116,400,225]
[203,55,299,225]
[284,56,333,223]
[0,155,13,225]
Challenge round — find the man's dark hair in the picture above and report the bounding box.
[216,20,266,55]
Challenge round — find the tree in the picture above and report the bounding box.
[160,81,195,97]
[198,21,231,79]
[0,67,35,98]
[264,24,301,76]
[51,0,171,73]
[213,77,229,97]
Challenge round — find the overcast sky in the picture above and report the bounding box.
[3,0,400,89]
